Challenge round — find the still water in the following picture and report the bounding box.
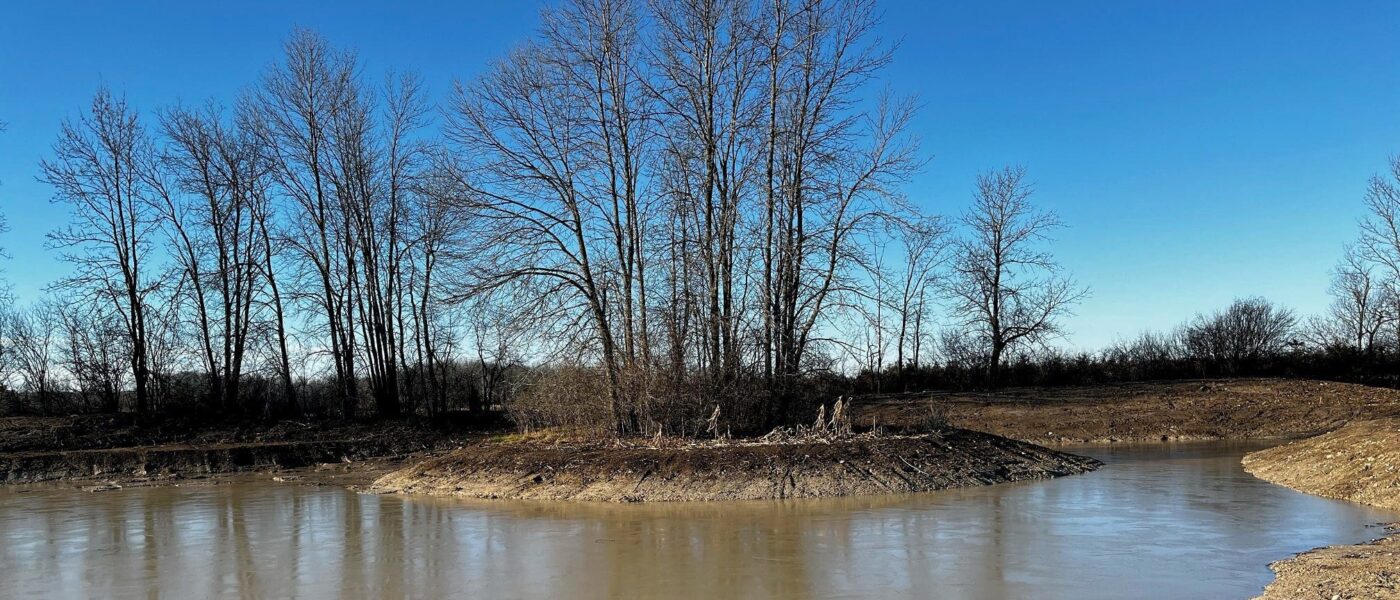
[0,442,1395,600]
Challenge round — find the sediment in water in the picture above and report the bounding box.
[370,428,1102,503]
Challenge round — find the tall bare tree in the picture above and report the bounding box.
[1323,245,1391,352]
[153,104,271,412]
[893,216,948,373]
[946,166,1085,386]
[253,30,364,418]
[42,89,160,413]
[1356,156,1400,351]
[446,0,661,432]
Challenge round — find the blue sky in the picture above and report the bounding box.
[2,1,1398,350]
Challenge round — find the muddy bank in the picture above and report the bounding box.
[371,428,1102,502]
[1244,420,1400,599]
[0,413,497,453]
[0,438,441,485]
[859,379,1400,444]
[0,414,493,485]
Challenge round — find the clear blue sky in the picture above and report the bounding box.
[2,1,1398,350]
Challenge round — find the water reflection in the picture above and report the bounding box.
[0,442,1394,599]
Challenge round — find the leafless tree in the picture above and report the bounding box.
[1322,245,1392,352]
[446,0,660,432]
[1355,156,1400,351]
[1184,297,1297,373]
[252,29,361,417]
[42,88,161,413]
[153,104,272,412]
[893,216,948,372]
[946,166,1086,386]
[56,299,128,413]
[9,301,61,413]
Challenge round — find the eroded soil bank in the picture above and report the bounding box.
[859,378,1400,444]
[370,428,1102,502]
[1244,420,1400,600]
[0,415,487,485]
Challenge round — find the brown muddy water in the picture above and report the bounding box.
[1,442,1396,600]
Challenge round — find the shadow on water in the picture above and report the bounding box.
[0,441,1394,599]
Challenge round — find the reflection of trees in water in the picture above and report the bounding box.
[3,450,1395,599]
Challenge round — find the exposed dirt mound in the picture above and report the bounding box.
[859,379,1400,444]
[370,428,1101,503]
[1243,419,1400,511]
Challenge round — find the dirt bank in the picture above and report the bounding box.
[1243,419,1400,511]
[1252,527,1400,600]
[0,414,491,485]
[1,439,435,485]
[370,428,1102,503]
[1244,420,1400,599]
[859,379,1400,444]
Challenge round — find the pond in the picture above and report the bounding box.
[0,442,1394,599]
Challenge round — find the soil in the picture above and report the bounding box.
[1243,420,1400,599]
[1253,527,1400,599]
[1243,419,1400,511]
[858,378,1400,444]
[369,427,1102,502]
[0,414,488,485]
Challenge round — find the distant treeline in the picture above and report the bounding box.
[854,295,1400,393]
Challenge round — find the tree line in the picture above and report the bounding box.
[55,0,1400,434]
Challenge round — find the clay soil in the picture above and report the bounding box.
[858,378,1400,444]
[370,427,1102,502]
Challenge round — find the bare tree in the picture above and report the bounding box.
[57,299,128,413]
[253,30,364,418]
[153,104,272,413]
[42,89,161,413]
[446,0,658,432]
[1355,156,1400,351]
[9,301,60,413]
[1183,297,1297,373]
[946,166,1086,386]
[893,216,948,373]
[1323,245,1391,353]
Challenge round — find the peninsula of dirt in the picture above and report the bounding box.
[370,428,1102,503]
[1244,420,1400,600]
[859,378,1400,444]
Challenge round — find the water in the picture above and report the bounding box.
[0,442,1394,599]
